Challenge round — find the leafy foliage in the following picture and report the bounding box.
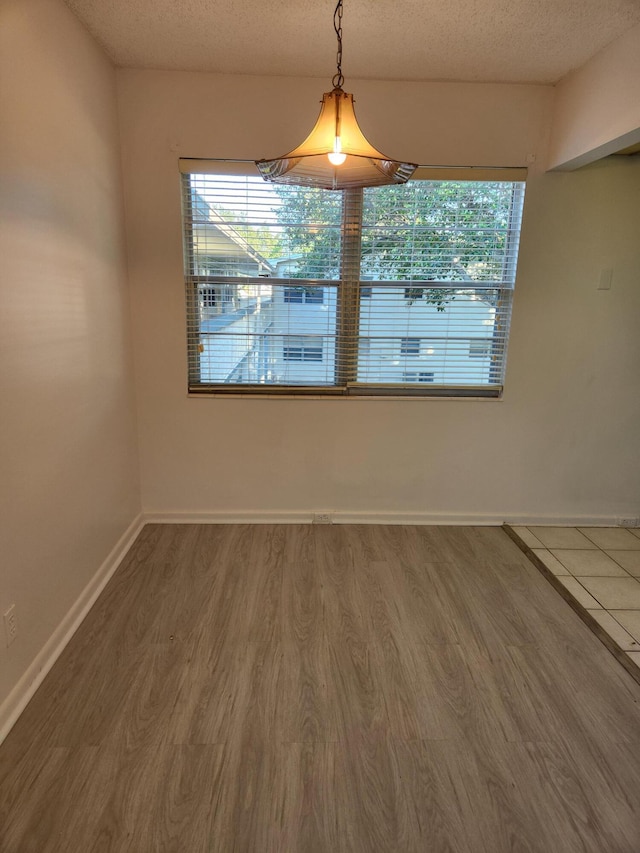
[273,180,515,309]
[273,187,343,279]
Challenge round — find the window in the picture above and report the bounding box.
[200,287,218,309]
[283,287,324,304]
[403,371,435,383]
[469,339,492,358]
[400,337,421,356]
[283,336,323,362]
[181,164,525,396]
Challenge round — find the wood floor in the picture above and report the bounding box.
[2,524,640,852]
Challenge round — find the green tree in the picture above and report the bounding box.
[273,187,343,279]
[273,180,515,310]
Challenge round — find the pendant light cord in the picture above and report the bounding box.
[332,0,344,90]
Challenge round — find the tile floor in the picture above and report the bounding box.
[509,525,640,674]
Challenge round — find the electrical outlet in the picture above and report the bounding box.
[4,605,17,647]
[617,517,640,528]
[313,512,333,524]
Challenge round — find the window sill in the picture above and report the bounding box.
[187,389,504,401]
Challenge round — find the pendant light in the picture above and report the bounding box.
[255,0,417,191]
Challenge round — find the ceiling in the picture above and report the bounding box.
[64,0,640,85]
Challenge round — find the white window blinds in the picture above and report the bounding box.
[181,162,525,397]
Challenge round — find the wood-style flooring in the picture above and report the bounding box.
[1,524,640,852]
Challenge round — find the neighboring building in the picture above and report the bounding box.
[191,192,276,383]
[191,191,503,386]
[198,276,502,387]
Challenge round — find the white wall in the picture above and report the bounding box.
[118,70,639,524]
[0,0,141,726]
[548,22,640,170]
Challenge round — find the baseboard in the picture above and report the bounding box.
[0,513,145,746]
[144,510,510,525]
[145,510,626,526]
[503,515,625,527]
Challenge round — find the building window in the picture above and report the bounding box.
[403,371,435,383]
[283,337,323,362]
[200,287,218,308]
[283,287,324,304]
[400,337,421,356]
[182,166,525,396]
[469,339,492,358]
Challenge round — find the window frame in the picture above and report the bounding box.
[181,161,526,399]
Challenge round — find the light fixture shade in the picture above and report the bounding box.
[256,88,417,190]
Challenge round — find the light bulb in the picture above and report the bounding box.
[328,137,347,166]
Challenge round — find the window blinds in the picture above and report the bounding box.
[181,163,525,396]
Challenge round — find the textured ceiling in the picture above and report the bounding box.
[64,0,640,85]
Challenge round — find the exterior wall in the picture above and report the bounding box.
[356,290,499,386]
[0,0,140,723]
[199,297,276,383]
[270,290,338,386]
[196,286,500,388]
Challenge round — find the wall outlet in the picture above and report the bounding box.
[4,604,17,647]
[313,512,333,524]
[617,517,640,528]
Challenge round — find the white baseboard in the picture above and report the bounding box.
[0,514,145,746]
[144,510,509,525]
[503,515,625,527]
[144,510,625,527]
